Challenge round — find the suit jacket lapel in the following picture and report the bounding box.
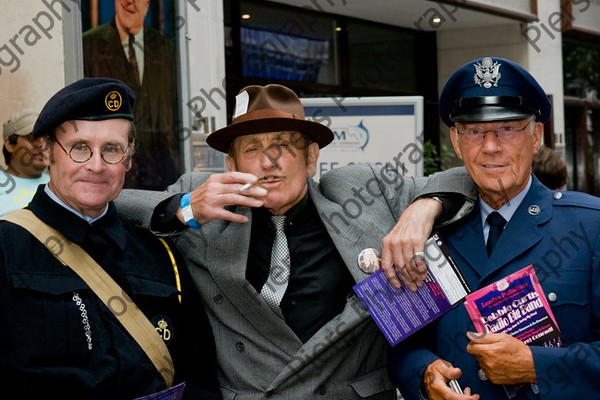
[309,180,382,284]
[142,27,160,117]
[272,294,370,389]
[269,180,381,380]
[100,20,131,82]
[446,208,489,283]
[447,177,552,286]
[208,178,395,382]
[481,178,551,280]
[206,207,302,356]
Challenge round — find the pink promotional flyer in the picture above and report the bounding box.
[464,265,562,346]
[464,265,563,398]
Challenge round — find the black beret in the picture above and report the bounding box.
[439,57,551,127]
[33,78,135,138]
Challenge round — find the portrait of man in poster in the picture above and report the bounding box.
[82,0,181,190]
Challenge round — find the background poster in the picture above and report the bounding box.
[301,96,424,180]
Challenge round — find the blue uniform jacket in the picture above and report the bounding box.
[389,176,600,400]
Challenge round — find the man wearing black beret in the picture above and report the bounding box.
[0,78,221,399]
[389,57,600,399]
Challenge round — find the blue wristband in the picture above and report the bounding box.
[180,192,201,229]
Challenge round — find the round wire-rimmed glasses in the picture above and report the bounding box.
[54,138,129,164]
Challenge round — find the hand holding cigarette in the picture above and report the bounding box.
[237,182,253,193]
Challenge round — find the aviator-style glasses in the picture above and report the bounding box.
[457,119,534,144]
[55,138,129,164]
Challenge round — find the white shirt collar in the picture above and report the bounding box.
[479,175,532,238]
[44,184,108,224]
[121,27,144,46]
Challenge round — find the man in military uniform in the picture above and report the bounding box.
[389,57,600,399]
[0,78,221,399]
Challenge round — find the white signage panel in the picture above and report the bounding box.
[301,96,424,180]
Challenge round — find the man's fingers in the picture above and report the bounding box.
[467,331,501,343]
[463,387,480,399]
[212,208,251,224]
[226,193,265,208]
[395,264,418,292]
[410,251,428,275]
[213,171,259,185]
[381,262,402,289]
[423,359,468,400]
[235,184,268,198]
[392,247,428,292]
[183,172,270,224]
[207,172,268,198]
[380,237,402,288]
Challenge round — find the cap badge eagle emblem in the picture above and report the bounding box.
[473,57,501,89]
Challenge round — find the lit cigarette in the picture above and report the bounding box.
[238,183,253,193]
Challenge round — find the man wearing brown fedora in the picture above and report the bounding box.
[117,84,476,399]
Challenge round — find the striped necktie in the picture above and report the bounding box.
[128,34,141,85]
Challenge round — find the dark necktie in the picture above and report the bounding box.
[128,34,141,85]
[486,212,506,256]
[260,215,290,317]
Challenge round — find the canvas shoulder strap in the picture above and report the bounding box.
[1,209,174,388]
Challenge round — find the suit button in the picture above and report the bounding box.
[548,292,557,302]
[235,341,245,352]
[213,294,223,303]
[265,390,273,398]
[317,386,327,395]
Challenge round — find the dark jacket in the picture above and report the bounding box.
[0,186,221,399]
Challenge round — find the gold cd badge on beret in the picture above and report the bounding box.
[105,91,123,112]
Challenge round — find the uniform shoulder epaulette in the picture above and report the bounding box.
[551,190,600,210]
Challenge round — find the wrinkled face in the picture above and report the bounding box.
[43,119,133,218]
[4,134,46,178]
[226,131,319,215]
[450,117,542,208]
[115,0,149,35]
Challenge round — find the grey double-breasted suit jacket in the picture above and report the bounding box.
[116,164,475,399]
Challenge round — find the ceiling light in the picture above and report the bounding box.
[241,14,251,20]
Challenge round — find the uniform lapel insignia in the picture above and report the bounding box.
[152,316,173,343]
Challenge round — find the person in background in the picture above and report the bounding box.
[532,145,568,190]
[388,56,600,400]
[1,108,49,216]
[0,78,221,399]
[83,0,180,190]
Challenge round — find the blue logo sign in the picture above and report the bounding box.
[331,120,369,151]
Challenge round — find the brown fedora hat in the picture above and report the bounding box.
[206,84,334,153]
